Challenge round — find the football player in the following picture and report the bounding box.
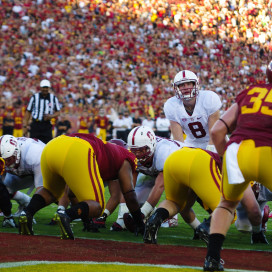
[203,61,272,271]
[164,70,222,151]
[110,126,203,234]
[18,133,144,240]
[0,135,46,218]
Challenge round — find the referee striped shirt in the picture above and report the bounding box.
[26,93,60,121]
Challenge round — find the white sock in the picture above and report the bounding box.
[12,191,31,205]
[141,201,154,218]
[57,206,65,211]
[116,218,125,228]
[189,218,201,229]
[252,224,262,233]
[117,203,128,219]
[104,209,110,216]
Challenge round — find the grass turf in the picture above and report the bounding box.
[1,187,272,252]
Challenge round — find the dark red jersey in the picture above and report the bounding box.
[95,116,109,129]
[228,83,272,147]
[68,133,137,181]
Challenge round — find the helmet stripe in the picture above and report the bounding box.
[132,127,140,145]
[182,70,186,78]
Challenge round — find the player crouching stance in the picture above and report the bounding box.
[19,133,144,239]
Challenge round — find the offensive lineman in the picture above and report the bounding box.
[0,135,45,221]
[19,133,145,239]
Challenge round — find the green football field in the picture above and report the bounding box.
[1,187,272,252]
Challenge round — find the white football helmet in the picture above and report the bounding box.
[173,70,199,100]
[127,126,156,166]
[0,135,21,168]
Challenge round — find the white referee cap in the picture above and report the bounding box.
[40,79,51,88]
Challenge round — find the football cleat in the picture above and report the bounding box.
[110,222,126,231]
[55,210,74,240]
[82,218,99,233]
[19,210,34,235]
[251,230,269,244]
[48,217,57,225]
[2,216,17,228]
[262,205,270,232]
[161,214,178,228]
[203,256,224,271]
[194,217,210,245]
[143,213,163,244]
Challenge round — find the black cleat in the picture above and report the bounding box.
[55,210,74,240]
[195,217,210,245]
[143,213,163,244]
[203,256,224,271]
[19,210,34,235]
[251,230,269,244]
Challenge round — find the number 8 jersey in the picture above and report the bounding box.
[164,90,222,148]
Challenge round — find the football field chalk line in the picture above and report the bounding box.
[0,261,267,272]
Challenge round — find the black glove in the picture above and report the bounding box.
[134,220,145,237]
[93,212,107,228]
[82,218,100,233]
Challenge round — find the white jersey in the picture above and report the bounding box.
[137,136,185,178]
[4,137,45,188]
[164,90,222,149]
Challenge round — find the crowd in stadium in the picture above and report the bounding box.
[0,0,272,135]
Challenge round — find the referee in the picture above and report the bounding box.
[23,79,60,144]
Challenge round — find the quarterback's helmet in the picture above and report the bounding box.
[127,126,156,166]
[266,61,272,83]
[0,135,21,168]
[173,70,199,100]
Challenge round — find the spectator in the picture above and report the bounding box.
[123,110,133,140]
[56,112,72,137]
[132,110,142,129]
[155,111,170,138]
[142,115,155,130]
[23,79,60,144]
[112,112,127,142]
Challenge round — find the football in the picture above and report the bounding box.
[266,60,272,83]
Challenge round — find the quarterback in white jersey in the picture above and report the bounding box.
[1,136,45,195]
[164,70,222,149]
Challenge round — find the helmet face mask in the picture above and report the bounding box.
[127,126,156,166]
[173,70,199,100]
[0,135,21,168]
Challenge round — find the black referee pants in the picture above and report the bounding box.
[30,121,53,144]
